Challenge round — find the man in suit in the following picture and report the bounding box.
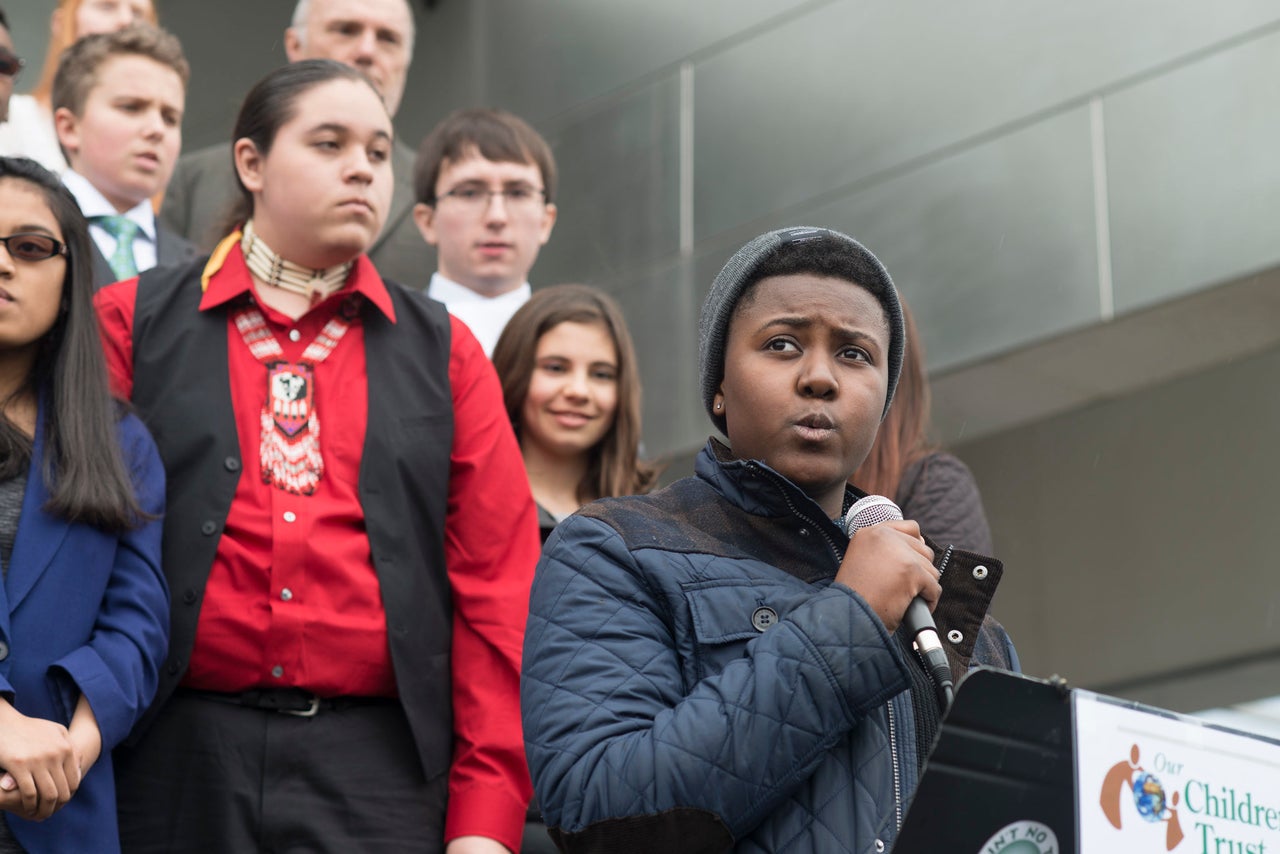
[159,0,428,289]
[52,25,197,289]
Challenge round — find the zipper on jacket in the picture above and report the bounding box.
[749,463,844,563]
[752,461,906,836]
[937,544,954,577]
[887,699,903,831]
[922,544,956,711]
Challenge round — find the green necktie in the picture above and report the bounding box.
[93,215,141,279]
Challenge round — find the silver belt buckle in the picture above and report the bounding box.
[281,695,321,717]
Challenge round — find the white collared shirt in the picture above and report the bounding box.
[0,95,68,174]
[61,170,158,274]
[426,273,532,358]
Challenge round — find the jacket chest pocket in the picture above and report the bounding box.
[681,579,802,682]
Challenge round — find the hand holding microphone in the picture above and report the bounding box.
[838,495,955,709]
[834,495,937,633]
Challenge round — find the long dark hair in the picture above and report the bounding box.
[851,300,935,500]
[0,157,145,530]
[492,284,659,503]
[216,59,383,237]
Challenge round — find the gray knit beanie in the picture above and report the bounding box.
[698,226,905,435]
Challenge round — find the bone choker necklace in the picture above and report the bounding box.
[241,220,353,302]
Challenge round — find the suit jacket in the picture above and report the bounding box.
[0,401,168,854]
[89,225,200,291]
[158,140,431,290]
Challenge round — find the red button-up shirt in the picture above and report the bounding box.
[95,245,539,850]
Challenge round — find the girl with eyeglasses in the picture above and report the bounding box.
[0,155,167,854]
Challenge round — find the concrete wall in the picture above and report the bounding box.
[957,341,1280,713]
[392,1,1280,458]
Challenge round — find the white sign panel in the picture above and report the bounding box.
[1075,691,1280,854]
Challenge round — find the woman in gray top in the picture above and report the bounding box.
[851,300,994,555]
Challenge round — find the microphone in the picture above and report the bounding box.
[843,495,954,709]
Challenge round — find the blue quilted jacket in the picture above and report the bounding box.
[523,440,1016,853]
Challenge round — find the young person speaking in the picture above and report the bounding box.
[522,227,1018,853]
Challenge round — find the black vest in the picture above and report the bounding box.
[125,259,457,779]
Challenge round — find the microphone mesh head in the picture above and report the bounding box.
[844,494,904,537]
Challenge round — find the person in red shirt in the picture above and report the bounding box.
[95,59,539,854]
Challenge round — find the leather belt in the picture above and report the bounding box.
[175,687,396,718]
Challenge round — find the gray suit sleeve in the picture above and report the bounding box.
[159,145,240,252]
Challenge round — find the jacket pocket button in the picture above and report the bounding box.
[751,606,778,632]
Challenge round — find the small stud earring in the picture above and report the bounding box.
[715,401,723,412]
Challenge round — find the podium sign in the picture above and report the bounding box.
[893,669,1280,854]
[1076,691,1280,853]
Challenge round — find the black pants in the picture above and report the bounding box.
[115,692,446,853]
[523,796,559,853]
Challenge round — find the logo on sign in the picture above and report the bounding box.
[977,820,1058,853]
[1099,743,1185,850]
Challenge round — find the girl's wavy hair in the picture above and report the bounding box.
[492,284,659,503]
[851,300,935,500]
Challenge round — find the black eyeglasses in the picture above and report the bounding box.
[0,49,23,79]
[434,184,548,214]
[0,233,69,262]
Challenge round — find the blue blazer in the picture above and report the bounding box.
[0,403,167,853]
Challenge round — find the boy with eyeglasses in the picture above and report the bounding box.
[412,108,558,356]
[51,25,196,289]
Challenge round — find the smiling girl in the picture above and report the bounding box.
[492,284,657,539]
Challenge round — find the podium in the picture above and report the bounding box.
[892,667,1280,854]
